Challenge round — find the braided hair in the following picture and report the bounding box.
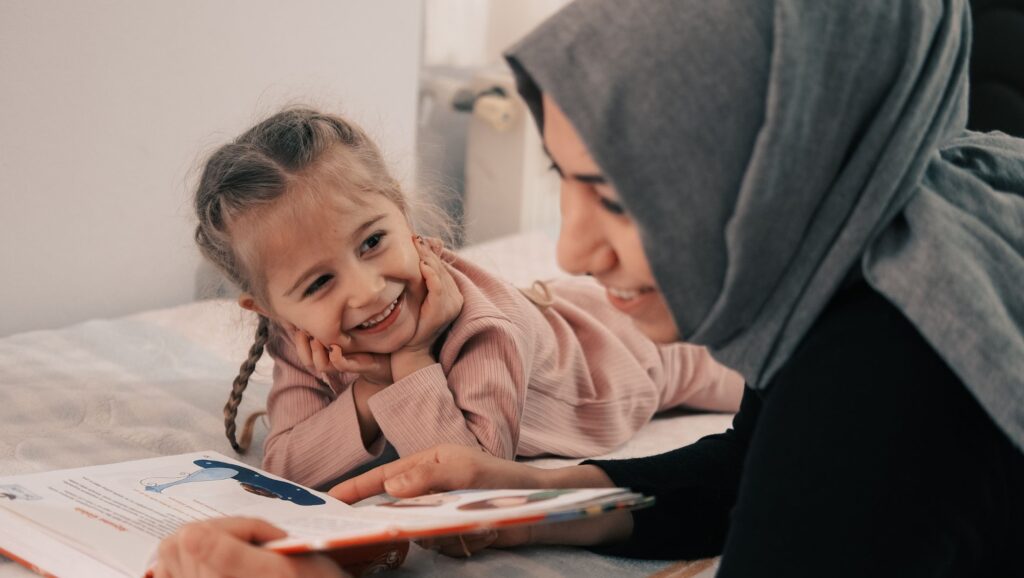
[193,107,410,453]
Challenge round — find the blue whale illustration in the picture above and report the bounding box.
[143,459,325,506]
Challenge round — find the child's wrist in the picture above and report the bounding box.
[389,349,436,382]
[352,378,384,448]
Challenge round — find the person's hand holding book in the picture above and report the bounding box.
[152,517,348,578]
[330,444,635,555]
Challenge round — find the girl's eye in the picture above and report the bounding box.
[303,274,332,298]
[360,232,385,254]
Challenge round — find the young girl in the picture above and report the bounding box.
[193,107,743,488]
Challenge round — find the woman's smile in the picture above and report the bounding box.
[602,284,657,313]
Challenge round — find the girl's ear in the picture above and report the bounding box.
[238,293,270,318]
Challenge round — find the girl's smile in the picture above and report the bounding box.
[348,290,404,334]
[233,175,427,356]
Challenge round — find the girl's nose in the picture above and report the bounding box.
[343,267,386,310]
[556,184,617,276]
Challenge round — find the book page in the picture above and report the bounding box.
[0,451,388,576]
[266,488,646,550]
[1,451,651,574]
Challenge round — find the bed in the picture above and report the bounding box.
[0,231,727,578]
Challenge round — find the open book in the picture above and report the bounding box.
[0,451,651,578]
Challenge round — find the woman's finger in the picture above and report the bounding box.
[382,461,481,497]
[419,530,499,558]
[328,455,429,503]
[329,444,533,503]
[155,533,183,577]
[328,446,466,503]
[178,519,294,578]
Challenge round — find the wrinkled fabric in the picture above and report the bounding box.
[506,0,1024,449]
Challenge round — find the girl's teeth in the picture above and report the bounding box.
[359,298,399,329]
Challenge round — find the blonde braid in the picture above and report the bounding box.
[225,315,270,452]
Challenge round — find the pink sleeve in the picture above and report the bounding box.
[367,318,526,459]
[665,344,745,412]
[261,341,385,488]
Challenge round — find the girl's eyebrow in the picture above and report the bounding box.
[283,214,388,298]
[349,214,386,242]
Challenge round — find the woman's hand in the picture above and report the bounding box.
[287,326,392,386]
[390,237,464,381]
[152,517,346,578]
[329,444,550,503]
[328,445,631,556]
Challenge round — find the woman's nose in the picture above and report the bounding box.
[555,184,617,276]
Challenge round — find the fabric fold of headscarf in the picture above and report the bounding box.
[506,0,1024,450]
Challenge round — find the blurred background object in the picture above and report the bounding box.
[417,0,567,247]
[0,1,422,336]
[0,0,570,337]
[967,0,1024,137]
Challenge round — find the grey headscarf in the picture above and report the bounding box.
[506,0,1024,450]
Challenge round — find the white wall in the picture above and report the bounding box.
[0,1,422,337]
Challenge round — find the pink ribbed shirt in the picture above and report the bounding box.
[262,252,744,487]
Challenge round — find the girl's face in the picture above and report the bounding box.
[236,186,426,355]
[542,94,681,343]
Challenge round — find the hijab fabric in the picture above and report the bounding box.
[506,0,1024,450]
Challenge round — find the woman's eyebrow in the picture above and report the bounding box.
[573,173,607,184]
[544,152,607,184]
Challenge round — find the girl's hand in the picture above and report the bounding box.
[390,237,464,380]
[153,517,346,578]
[407,236,463,353]
[287,327,392,386]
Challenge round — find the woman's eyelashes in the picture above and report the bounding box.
[547,161,626,216]
[597,195,626,215]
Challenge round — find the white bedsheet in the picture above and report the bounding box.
[0,231,725,577]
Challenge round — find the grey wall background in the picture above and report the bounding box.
[0,1,422,337]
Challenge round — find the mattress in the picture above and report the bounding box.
[0,231,726,578]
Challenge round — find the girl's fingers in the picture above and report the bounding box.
[328,346,371,375]
[310,338,331,374]
[329,346,391,384]
[291,330,315,371]
[328,345,352,373]
[420,260,442,298]
[414,236,441,268]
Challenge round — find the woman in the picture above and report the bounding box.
[153,0,1023,576]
